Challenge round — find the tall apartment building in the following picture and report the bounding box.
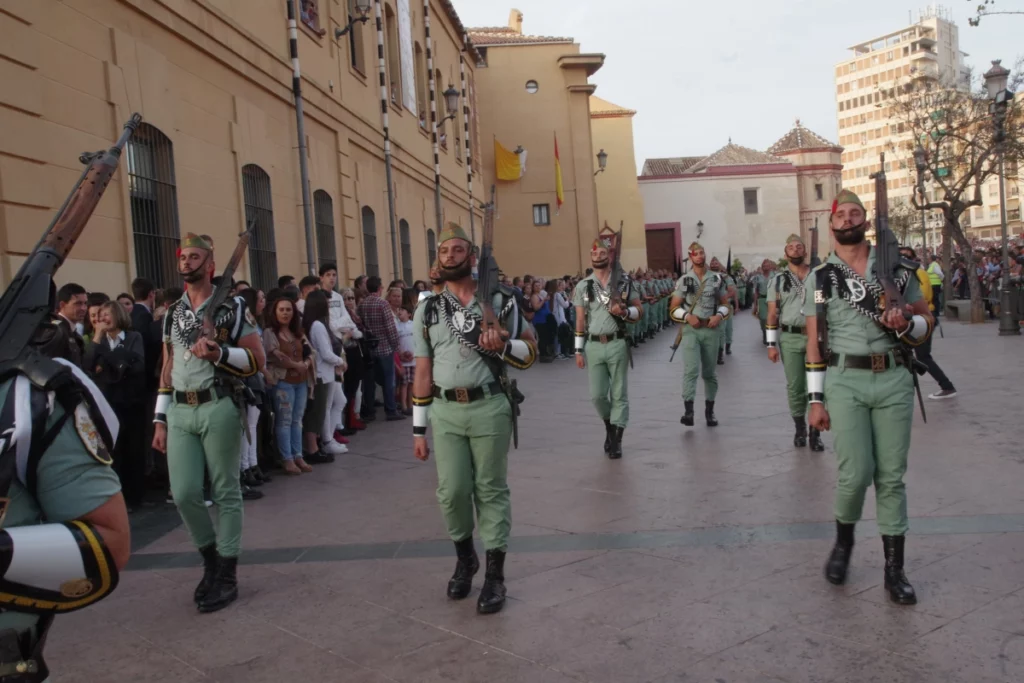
[834,5,968,243]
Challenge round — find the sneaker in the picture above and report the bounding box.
[928,389,958,400]
[305,450,335,464]
[385,412,406,421]
[333,431,350,445]
[322,440,348,455]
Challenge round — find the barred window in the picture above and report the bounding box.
[127,124,180,288]
[426,228,436,268]
[361,206,379,277]
[314,190,337,273]
[399,219,412,285]
[242,164,278,291]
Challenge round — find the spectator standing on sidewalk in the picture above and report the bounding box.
[356,276,404,421]
[926,255,944,315]
[902,247,957,400]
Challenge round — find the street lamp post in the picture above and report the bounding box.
[434,84,460,235]
[984,59,1020,336]
[913,145,929,252]
[594,149,608,177]
[334,0,372,38]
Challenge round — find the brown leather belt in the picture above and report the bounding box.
[828,352,904,373]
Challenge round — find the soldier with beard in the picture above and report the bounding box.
[709,257,738,364]
[805,190,933,605]
[412,223,536,615]
[766,234,824,452]
[669,242,731,427]
[152,233,266,613]
[574,235,644,459]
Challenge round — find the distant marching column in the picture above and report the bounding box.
[460,33,475,244]
[374,0,399,279]
[424,0,443,232]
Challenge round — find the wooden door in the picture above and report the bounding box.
[645,229,676,272]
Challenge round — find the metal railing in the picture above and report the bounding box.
[399,219,412,285]
[242,164,278,291]
[361,206,379,277]
[314,190,337,273]
[127,124,180,288]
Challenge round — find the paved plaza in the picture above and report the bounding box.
[51,315,1024,682]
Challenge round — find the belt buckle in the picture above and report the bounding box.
[455,388,470,404]
[870,354,886,373]
[186,391,200,406]
[599,334,608,343]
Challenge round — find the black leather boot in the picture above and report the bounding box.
[477,549,507,614]
[705,401,718,427]
[882,535,917,605]
[198,556,238,613]
[603,419,613,454]
[717,348,725,365]
[608,426,624,460]
[194,544,219,605]
[447,538,480,600]
[793,416,808,448]
[252,466,272,483]
[824,521,855,585]
[809,427,825,452]
[680,400,695,426]
[242,468,262,487]
[726,343,732,355]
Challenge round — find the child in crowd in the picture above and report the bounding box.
[395,305,415,415]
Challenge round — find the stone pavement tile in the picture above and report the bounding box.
[408,597,618,666]
[827,651,1004,683]
[698,563,847,626]
[501,549,609,581]
[327,613,456,669]
[504,562,629,608]
[204,640,364,683]
[908,552,1024,594]
[550,575,708,630]
[900,620,1024,681]
[623,601,776,657]
[712,627,877,683]
[957,593,1024,635]
[649,653,789,682]
[568,548,689,583]
[963,531,1024,564]
[46,628,207,683]
[796,597,950,651]
[376,633,579,683]
[549,632,706,683]
[852,573,1001,621]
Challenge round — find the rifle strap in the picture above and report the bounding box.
[822,262,911,336]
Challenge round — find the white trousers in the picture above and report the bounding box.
[239,404,259,470]
[322,380,346,441]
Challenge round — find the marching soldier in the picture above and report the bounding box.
[152,233,266,614]
[766,235,824,451]
[574,235,644,459]
[669,242,731,427]
[805,190,933,605]
[751,259,774,344]
[412,223,536,615]
[709,257,738,364]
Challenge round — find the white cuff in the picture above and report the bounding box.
[574,334,586,352]
[765,327,779,345]
[717,305,731,319]
[626,306,640,322]
[807,367,826,404]
[412,403,429,436]
[898,314,929,341]
[154,392,171,424]
[670,306,687,323]
[217,346,257,377]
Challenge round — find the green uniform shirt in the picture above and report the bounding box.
[751,272,771,299]
[768,269,811,328]
[721,274,737,300]
[573,274,639,336]
[803,246,922,356]
[164,287,255,392]
[413,290,521,390]
[673,270,727,318]
[0,379,122,635]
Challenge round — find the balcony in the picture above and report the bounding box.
[911,48,938,62]
[1009,208,1021,222]
[910,64,939,81]
[917,35,937,49]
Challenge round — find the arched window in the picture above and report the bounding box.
[347,0,366,73]
[426,228,436,267]
[127,123,180,288]
[399,219,412,284]
[314,190,337,274]
[414,43,427,127]
[384,4,401,106]
[436,69,447,149]
[242,164,278,291]
[361,206,379,277]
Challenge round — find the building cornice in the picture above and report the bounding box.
[559,53,605,77]
[591,110,636,119]
[568,84,598,95]
[638,165,798,182]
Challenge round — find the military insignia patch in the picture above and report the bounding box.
[74,404,113,466]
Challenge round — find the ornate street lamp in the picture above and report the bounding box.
[697,220,704,239]
[984,59,1020,336]
[334,0,372,38]
[442,84,460,122]
[594,149,608,176]
[913,146,929,250]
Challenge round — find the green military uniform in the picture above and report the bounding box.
[751,267,772,341]
[670,242,730,427]
[766,234,822,451]
[716,269,737,359]
[810,189,932,606]
[573,269,642,457]
[412,222,535,615]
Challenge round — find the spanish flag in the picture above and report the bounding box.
[554,132,564,213]
[494,138,522,181]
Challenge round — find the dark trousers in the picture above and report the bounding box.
[932,285,943,314]
[364,355,398,416]
[112,401,147,507]
[343,345,363,407]
[914,334,955,392]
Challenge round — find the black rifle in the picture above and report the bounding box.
[809,216,822,268]
[871,153,927,422]
[185,219,256,347]
[0,113,143,389]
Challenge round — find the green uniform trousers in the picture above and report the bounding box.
[681,325,721,401]
[779,331,808,417]
[585,337,630,427]
[825,359,914,536]
[431,393,513,551]
[718,316,734,351]
[642,303,652,333]
[168,396,244,557]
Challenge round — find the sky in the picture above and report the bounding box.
[454,1,1024,170]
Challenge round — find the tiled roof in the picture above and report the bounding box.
[467,27,573,46]
[767,119,840,154]
[641,157,705,176]
[590,95,636,118]
[686,142,789,173]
